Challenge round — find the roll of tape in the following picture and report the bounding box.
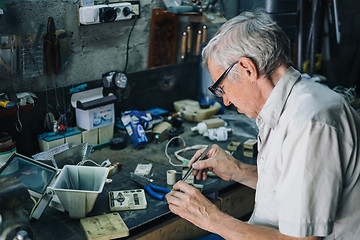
[167,170,177,185]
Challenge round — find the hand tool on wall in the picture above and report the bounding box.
[132,175,170,200]
[186,25,192,56]
[201,25,207,45]
[32,24,44,55]
[44,17,60,76]
[180,31,187,61]
[195,29,202,56]
[31,24,45,76]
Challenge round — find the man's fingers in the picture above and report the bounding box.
[192,159,208,170]
[188,146,211,167]
[202,171,208,180]
[166,191,182,206]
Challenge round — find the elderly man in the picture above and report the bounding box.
[166,10,360,240]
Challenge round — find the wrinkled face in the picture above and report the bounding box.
[208,59,261,118]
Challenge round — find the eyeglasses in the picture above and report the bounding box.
[208,61,238,97]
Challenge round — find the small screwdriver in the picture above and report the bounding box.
[182,144,212,181]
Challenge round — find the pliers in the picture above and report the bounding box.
[44,16,60,75]
[132,176,170,200]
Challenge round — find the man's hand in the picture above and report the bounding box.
[165,181,223,232]
[166,181,321,240]
[189,144,242,179]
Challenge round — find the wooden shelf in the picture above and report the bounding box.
[0,103,34,117]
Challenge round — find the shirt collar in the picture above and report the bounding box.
[257,66,301,129]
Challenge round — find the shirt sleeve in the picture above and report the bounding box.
[276,120,343,237]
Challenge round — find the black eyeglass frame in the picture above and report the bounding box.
[208,61,238,97]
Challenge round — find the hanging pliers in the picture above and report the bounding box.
[44,16,60,75]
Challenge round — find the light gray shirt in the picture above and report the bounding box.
[248,67,360,239]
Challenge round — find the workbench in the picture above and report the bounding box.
[30,112,257,240]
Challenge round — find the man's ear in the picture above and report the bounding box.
[238,57,258,82]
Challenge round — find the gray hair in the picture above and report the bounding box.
[202,9,292,80]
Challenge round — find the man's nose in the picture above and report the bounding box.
[222,95,231,106]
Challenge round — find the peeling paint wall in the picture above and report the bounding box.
[0,0,165,92]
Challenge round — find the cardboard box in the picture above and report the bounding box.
[75,103,114,131]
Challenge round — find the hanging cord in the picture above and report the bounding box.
[61,86,68,126]
[28,195,39,220]
[165,136,207,167]
[123,14,138,73]
[165,136,186,167]
[15,105,23,132]
[58,86,67,126]
[54,85,61,116]
[44,86,55,131]
[77,158,111,167]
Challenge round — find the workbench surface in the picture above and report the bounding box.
[30,113,257,240]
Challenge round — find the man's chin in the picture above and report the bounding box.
[238,109,256,118]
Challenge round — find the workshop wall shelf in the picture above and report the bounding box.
[0,103,33,117]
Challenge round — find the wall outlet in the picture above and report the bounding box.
[79,2,132,25]
[129,1,140,18]
[131,4,139,16]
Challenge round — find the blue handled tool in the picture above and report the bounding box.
[132,176,170,200]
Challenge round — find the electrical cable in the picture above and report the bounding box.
[60,86,68,126]
[16,105,23,132]
[123,13,138,73]
[165,136,186,167]
[165,136,208,167]
[28,195,40,220]
[78,159,101,166]
[77,158,111,167]
[174,144,208,164]
[44,86,55,132]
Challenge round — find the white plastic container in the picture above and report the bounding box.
[75,103,114,131]
[49,165,109,219]
[80,128,98,145]
[98,124,114,144]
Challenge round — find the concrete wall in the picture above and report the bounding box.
[0,0,166,92]
[0,0,223,156]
